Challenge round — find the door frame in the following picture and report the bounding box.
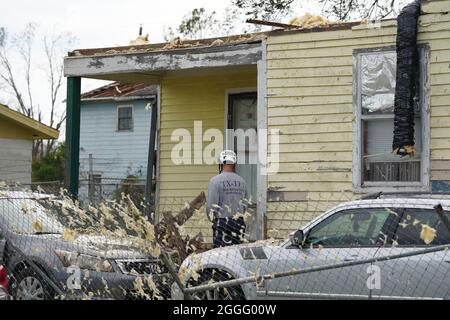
[224,87,266,240]
[224,88,257,147]
[227,91,258,209]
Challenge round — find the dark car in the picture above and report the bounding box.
[0,191,171,300]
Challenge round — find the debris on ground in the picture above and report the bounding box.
[154,192,207,262]
[163,37,196,49]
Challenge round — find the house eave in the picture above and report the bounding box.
[0,104,59,139]
[64,42,263,79]
[80,95,157,103]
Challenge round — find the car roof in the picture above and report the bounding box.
[333,197,450,212]
[296,196,450,235]
[0,190,51,200]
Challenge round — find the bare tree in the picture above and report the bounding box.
[164,8,218,40]
[232,0,295,21]
[164,0,410,40]
[319,0,408,21]
[0,24,76,158]
[43,32,76,155]
[164,1,295,40]
[0,25,33,117]
[16,23,38,118]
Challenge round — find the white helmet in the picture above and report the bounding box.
[219,150,237,165]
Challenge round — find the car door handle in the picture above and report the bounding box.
[344,255,360,261]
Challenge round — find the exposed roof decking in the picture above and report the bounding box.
[69,33,267,58]
[81,82,157,102]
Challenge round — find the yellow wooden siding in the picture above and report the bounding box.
[266,2,450,238]
[158,68,257,241]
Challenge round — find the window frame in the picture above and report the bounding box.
[303,207,398,249]
[352,45,430,192]
[117,104,134,132]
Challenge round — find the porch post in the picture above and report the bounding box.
[65,77,81,196]
[144,100,158,220]
[256,39,268,240]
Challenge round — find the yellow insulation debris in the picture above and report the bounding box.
[420,224,437,245]
[289,13,330,29]
[210,39,225,46]
[63,228,77,242]
[32,220,44,233]
[129,34,150,46]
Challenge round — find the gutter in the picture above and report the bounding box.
[80,95,156,103]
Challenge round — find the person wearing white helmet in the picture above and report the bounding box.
[206,150,249,248]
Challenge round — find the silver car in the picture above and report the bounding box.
[173,196,450,300]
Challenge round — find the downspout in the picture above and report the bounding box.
[392,0,421,157]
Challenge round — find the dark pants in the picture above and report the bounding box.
[212,217,246,248]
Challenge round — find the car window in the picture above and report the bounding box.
[395,208,450,246]
[0,198,64,235]
[305,208,393,247]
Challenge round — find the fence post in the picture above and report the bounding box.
[158,249,192,300]
[88,153,94,203]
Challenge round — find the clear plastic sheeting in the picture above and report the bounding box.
[361,51,397,113]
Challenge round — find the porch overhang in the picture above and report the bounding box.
[64,42,263,83]
[63,37,267,241]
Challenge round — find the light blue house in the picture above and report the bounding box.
[78,82,157,202]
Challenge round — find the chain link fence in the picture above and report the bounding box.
[0,183,170,300]
[78,177,148,208]
[0,183,449,300]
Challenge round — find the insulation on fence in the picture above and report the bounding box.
[392,0,421,156]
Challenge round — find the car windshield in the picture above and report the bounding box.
[0,198,64,235]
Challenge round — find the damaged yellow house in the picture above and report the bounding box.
[64,0,450,241]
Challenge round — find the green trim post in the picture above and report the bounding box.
[65,77,81,197]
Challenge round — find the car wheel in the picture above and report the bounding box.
[188,270,245,300]
[12,267,54,300]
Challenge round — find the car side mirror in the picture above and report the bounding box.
[290,230,304,247]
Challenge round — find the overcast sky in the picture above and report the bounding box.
[0,0,321,135]
[2,0,321,47]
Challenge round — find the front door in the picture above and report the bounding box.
[227,92,258,204]
[227,92,258,240]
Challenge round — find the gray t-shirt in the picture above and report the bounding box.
[206,172,249,219]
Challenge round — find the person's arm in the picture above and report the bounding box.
[206,179,220,222]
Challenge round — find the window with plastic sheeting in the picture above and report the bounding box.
[360,51,397,114]
[353,46,429,189]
